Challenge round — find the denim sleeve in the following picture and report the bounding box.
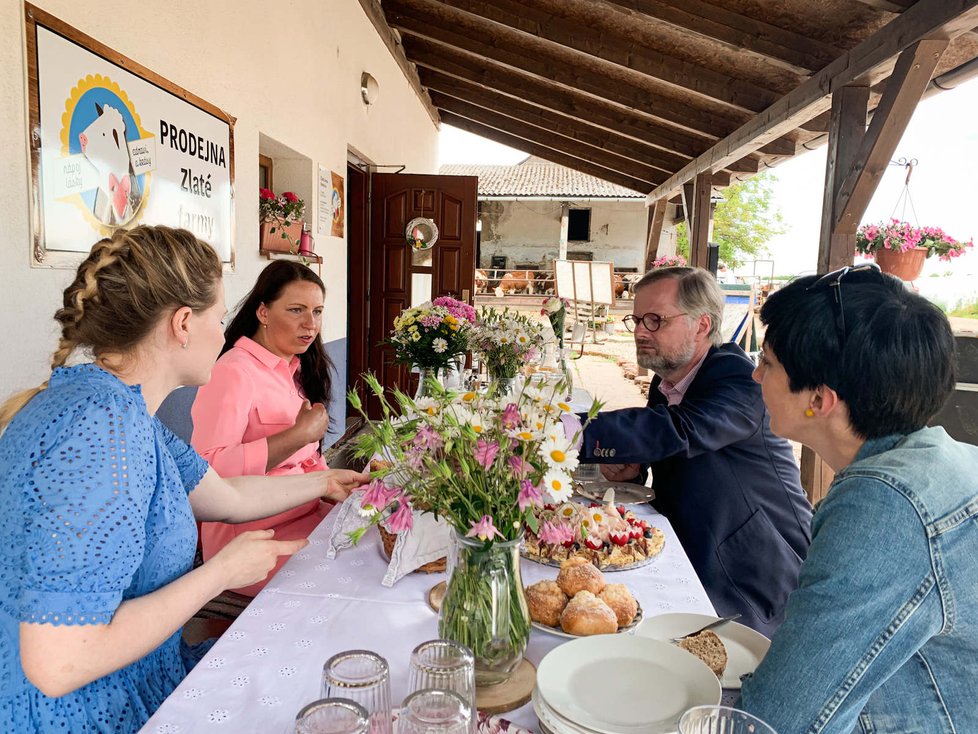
[581,364,764,464]
[738,476,941,734]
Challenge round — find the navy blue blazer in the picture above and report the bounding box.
[580,344,812,637]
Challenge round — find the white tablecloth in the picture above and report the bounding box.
[141,504,715,734]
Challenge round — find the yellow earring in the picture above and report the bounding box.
[805,408,815,417]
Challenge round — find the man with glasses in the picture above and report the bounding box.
[580,267,811,636]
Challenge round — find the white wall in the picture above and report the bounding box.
[479,199,648,270]
[0,0,439,396]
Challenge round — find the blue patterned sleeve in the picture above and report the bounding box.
[19,394,158,626]
[155,419,209,494]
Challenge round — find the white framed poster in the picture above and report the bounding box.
[554,259,615,305]
[25,4,236,266]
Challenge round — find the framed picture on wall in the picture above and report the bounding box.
[24,3,236,266]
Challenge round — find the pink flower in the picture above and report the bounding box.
[413,424,443,451]
[361,478,397,511]
[474,439,500,469]
[501,403,521,430]
[518,479,543,510]
[420,314,442,328]
[466,514,504,542]
[538,520,574,546]
[508,454,529,478]
[386,498,414,533]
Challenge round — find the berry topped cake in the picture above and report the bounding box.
[523,492,665,570]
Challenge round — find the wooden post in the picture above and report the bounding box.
[644,199,666,270]
[558,203,569,260]
[690,172,713,268]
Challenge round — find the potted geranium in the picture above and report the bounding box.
[856,219,973,281]
[347,374,601,686]
[389,297,476,397]
[259,188,305,253]
[650,254,687,269]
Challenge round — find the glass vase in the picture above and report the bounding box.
[438,532,530,687]
[414,367,440,400]
[559,347,574,401]
[487,374,519,400]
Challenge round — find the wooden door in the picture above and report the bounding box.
[367,173,478,415]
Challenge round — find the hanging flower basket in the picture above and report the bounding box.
[856,219,973,282]
[873,246,927,281]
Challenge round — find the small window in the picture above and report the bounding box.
[568,208,591,242]
[259,153,274,191]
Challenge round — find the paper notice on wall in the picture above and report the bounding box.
[318,165,332,235]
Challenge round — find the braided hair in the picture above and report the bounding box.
[0,225,222,429]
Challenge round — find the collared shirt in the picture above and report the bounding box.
[190,336,326,477]
[656,350,709,406]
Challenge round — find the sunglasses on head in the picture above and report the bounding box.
[806,262,884,348]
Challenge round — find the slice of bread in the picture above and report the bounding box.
[676,630,728,677]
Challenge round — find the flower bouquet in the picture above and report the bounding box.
[390,297,476,394]
[540,296,569,348]
[470,307,546,390]
[259,188,305,253]
[347,374,601,685]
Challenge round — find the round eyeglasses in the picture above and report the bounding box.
[622,312,688,333]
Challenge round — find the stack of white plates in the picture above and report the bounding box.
[532,635,721,734]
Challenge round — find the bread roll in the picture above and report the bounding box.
[560,591,618,636]
[677,630,728,677]
[525,580,568,628]
[597,584,638,627]
[556,556,606,596]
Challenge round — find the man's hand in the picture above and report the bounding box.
[601,463,641,482]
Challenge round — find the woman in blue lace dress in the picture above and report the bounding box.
[0,226,367,732]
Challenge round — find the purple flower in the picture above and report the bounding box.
[386,497,414,533]
[361,478,397,511]
[518,479,543,510]
[420,314,442,328]
[466,514,504,542]
[474,439,500,469]
[413,423,443,451]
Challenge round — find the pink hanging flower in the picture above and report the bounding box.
[501,403,521,430]
[518,479,543,510]
[413,424,443,451]
[508,454,530,479]
[538,520,574,546]
[474,439,500,469]
[361,478,397,511]
[466,514,504,542]
[386,497,414,533]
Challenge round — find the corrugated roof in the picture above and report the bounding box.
[439,157,645,198]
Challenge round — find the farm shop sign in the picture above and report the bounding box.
[26,5,236,265]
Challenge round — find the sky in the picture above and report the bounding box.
[438,75,978,298]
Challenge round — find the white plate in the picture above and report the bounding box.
[636,612,771,689]
[532,600,644,638]
[532,688,595,734]
[536,635,721,734]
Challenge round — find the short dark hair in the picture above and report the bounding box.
[760,271,955,439]
[223,260,334,407]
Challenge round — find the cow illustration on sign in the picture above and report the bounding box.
[78,102,143,226]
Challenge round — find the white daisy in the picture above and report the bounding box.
[468,411,489,435]
[413,397,440,418]
[540,436,579,473]
[543,470,574,503]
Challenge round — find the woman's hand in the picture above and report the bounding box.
[208,529,308,590]
[292,400,330,444]
[320,469,370,503]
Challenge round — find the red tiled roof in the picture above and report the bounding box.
[439,157,645,198]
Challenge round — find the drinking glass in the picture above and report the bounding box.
[321,650,393,734]
[294,698,369,734]
[678,705,779,734]
[398,689,472,734]
[407,640,476,732]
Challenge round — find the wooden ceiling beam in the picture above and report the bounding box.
[433,96,671,185]
[422,0,781,113]
[422,72,711,175]
[597,0,840,75]
[408,40,770,172]
[355,0,440,126]
[384,0,747,139]
[853,0,914,11]
[440,113,658,194]
[646,0,978,202]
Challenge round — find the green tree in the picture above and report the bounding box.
[676,171,786,268]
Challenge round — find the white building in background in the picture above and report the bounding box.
[441,157,678,273]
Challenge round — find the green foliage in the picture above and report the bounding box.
[948,299,978,319]
[675,172,786,268]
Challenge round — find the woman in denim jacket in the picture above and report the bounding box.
[740,264,977,734]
